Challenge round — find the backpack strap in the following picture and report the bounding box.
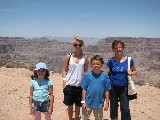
[67,52,84,66]
[83,53,85,57]
[68,52,72,66]
[67,52,72,72]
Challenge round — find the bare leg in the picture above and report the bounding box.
[75,105,80,120]
[68,105,73,120]
[34,111,41,120]
[44,112,51,120]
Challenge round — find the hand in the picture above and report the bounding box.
[82,103,88,111]
[30,109,34,115]
[104,103,109,111]
[48,107,53,115]
[128,69,133,76]
[63,81,66,89]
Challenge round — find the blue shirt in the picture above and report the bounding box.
[30,78,53,102]
[81,71,111,108]
[106,57,134,86]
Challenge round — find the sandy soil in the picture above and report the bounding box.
[0,67,160,120]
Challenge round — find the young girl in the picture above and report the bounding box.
[29,62,54,120]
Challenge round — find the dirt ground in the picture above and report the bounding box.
[0,67,160,120]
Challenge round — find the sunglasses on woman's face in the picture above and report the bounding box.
[73,44,82,47]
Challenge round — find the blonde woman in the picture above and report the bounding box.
[62,37,88,120]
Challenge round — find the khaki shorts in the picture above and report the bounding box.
[81,107,103,120]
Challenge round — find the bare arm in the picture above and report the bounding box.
[105,66,110,109]
[82,89,86,101]
[84,55,89,73]
[29,86,34,115]
[48,85,54,115]
[104,90,110,111]
[105,67,110,75]
[62,54,70,88]
[128,65,137,76]
[82,89,87,110]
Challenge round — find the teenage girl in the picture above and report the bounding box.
[62,37,88,120]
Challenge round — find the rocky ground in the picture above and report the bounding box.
[0,67,160,120]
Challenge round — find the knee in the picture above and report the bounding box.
[110,103,119,110]
[121,108,131,116]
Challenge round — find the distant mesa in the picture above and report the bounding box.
[0,36,160,85]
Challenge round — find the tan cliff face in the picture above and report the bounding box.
[0,37,160,84]
[0,67,160,120]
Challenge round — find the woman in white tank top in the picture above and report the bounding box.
[62,37,88,120]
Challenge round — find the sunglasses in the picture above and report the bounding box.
[38,69,46,72]
[73,44,82,47]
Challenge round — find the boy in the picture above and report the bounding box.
[81,55,111,120]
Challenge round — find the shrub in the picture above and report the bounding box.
[5,62,14,68]
[154,78,160,89]
[28,64,35,71]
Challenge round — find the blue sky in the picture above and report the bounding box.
[0,0,160,38]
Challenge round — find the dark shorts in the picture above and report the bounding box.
[63,85,82,107]
[32,100,50,112]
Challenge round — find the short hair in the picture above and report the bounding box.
[112,40,125,49]
[72,36,84,46]
[90,55,104,64]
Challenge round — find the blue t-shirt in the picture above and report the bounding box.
[30,78,53,102]
[81,71,111,108]
[106,57,134,86]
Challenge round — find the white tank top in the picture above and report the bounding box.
[66,54,85,87]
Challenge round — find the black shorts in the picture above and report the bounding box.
[63,85,82,107]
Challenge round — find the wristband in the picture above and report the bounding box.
[81,101,85,103]
[62,78,66,80]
